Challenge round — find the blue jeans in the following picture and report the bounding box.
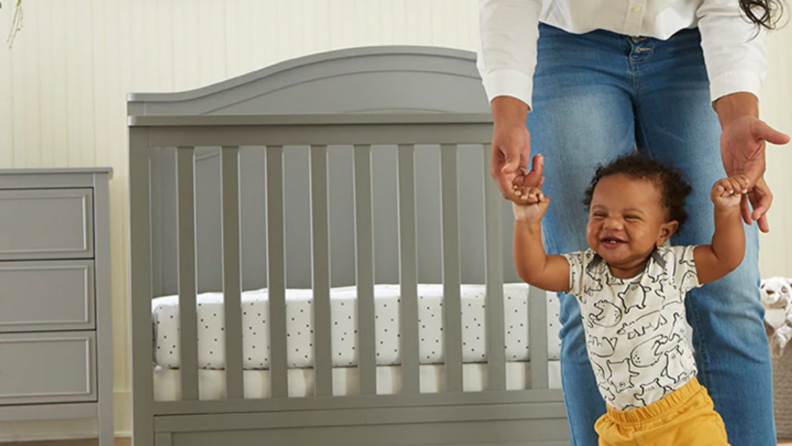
[526,24,776,446]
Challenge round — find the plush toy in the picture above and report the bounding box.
[760,276,792,358]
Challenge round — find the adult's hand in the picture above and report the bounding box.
[716,93,790,232]
[490,96,544,202]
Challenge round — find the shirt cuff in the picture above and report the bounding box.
[709,69,764,105]
[481,69,535,111]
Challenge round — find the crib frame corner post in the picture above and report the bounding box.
[129,126,156,446]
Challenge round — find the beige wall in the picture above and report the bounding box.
[0,0,789,440]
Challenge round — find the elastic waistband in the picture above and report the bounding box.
[606,378,702,425]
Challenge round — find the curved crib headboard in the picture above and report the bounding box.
[128,46,489,116]
[128,46,519,295]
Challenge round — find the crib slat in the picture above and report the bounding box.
[353,144,377,395]
[440,144,463,393]
[221,147,244,399]
[483,144,506,391]
[310,145,333,397]
[176,147,199,401]
[397,144,420,394]
[529,286,549,389]
[266,145,289,397]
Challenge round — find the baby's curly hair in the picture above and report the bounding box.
[582,153,693,232]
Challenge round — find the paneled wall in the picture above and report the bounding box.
[0,0,789,440]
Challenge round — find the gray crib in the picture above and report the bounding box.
[127,46,570,446]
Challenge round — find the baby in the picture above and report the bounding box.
[512,153,748,446]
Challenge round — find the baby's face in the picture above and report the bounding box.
[585,174,672,274]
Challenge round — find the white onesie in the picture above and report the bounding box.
[563,245,701,411]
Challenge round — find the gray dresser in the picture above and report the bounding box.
[0,169,113,445]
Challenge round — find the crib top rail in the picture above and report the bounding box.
[128,113,494,147]
[128,113,494,127]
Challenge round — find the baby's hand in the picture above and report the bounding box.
[711,175,750,209]
[511,185,550,222]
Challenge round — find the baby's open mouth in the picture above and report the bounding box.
[601,237,626,247]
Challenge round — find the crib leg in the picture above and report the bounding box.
[97,411,114,446]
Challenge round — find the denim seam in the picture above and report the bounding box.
[628,59,639,99]
[633,101,652,156]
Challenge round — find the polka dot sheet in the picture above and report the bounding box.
[152,284,562,370]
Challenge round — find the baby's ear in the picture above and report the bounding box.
[657,220,679,246]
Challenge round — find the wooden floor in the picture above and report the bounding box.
[3,439,791,446]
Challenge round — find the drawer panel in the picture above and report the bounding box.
[0,260,95,332]
[0,332,96,405]
[0,189,93,260]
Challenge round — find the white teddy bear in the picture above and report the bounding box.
[760,276,792,359]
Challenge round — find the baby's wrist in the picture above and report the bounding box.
[713,202,742,214]
[514,217,543,228]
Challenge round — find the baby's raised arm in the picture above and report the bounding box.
[693,175,749,285]
[511,186,570,293]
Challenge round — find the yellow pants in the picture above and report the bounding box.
[595,377,730,446]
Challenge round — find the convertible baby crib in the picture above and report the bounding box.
[127,46,570,446]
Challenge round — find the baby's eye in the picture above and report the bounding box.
[624,215,640,221]
[592,212,606,218]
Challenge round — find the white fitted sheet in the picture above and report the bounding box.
[152,283,562,370]
[153,361,563,401]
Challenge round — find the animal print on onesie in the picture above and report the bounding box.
[564,245,700,410]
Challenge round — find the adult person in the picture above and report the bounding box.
[476,1,791,445]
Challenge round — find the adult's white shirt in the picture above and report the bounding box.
[476,0,767,110]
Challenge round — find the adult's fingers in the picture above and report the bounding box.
[523,154,544,188]
[490,144,518,200]
[754,120,792,146]
[518,142,531,177]
[757,213,770,233]
[749,178,773,233]
[490,124,530,201]
[501,151,522,176]
[515,154,544,189]
[740,194,752,226]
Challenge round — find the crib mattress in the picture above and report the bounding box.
[152,283,563,370]
[153,361,563,401]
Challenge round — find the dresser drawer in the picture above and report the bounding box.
[0,260,95,332]
[0,332,96,405]
[0,189,93,260]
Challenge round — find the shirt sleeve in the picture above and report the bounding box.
[476,0,543,110]
[563,251,586,297]
[670,245,702,294]
[696,0,768,104]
